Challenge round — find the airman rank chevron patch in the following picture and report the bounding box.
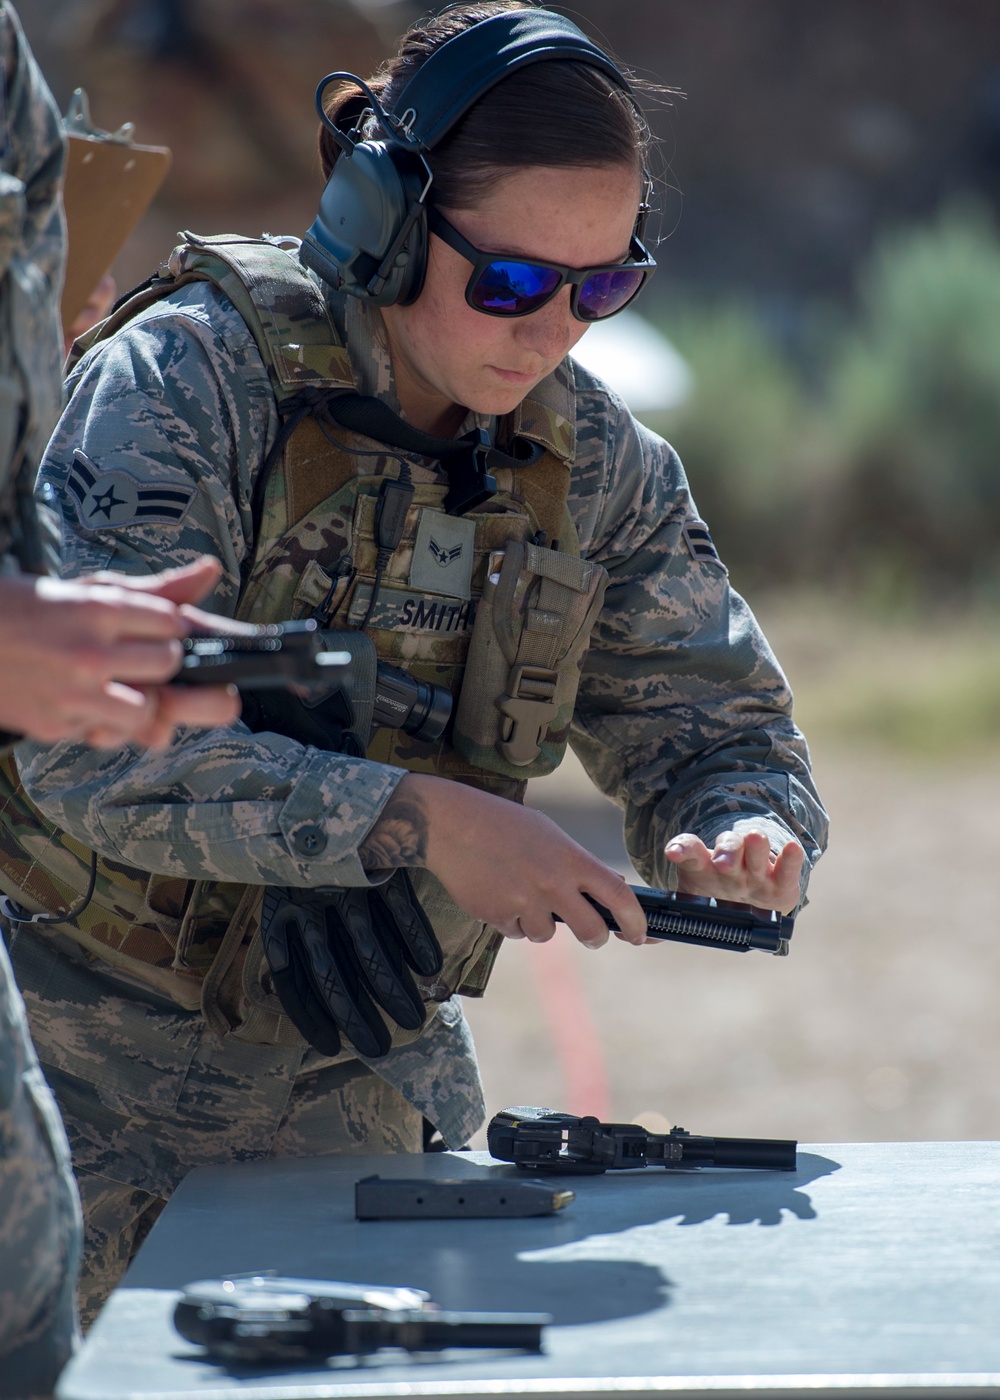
[410,510,475,598]
[682,520,723,567]
[66,449,197,531]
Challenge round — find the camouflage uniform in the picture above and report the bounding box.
[0,3,82,1392]
[3,233,828,1319]
[0,0,64,524]
[0,936,81,1396]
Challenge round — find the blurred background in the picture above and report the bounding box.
[17,0,1000,1146]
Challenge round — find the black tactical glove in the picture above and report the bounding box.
[259,870,444,1059]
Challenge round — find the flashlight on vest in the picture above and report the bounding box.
[374,662,452,742]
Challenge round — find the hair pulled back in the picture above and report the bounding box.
[318,1,648,210]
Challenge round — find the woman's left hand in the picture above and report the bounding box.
[663,830,804,915]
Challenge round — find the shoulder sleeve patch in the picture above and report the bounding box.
[682,519,724,567]
[66,449,197,531]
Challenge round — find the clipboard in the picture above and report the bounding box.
[60,90,171,337]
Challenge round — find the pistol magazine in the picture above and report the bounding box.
[355,1174,574,1219]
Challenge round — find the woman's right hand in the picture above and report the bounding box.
[359,771,647,949]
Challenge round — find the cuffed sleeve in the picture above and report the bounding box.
[17,725,407,888]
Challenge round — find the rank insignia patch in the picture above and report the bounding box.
[682,520,724,567]
[410,510,476,598]
[67,449,196,531]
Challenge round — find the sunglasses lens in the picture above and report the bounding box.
[470,260,562,315]
[577,266,648,321]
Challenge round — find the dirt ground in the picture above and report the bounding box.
[464,709,1000,1151]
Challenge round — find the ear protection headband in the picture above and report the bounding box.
[299,8,645,306]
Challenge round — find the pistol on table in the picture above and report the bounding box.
[488,1106,797,1174]
[587,885,794,955]
[174,1275,549,1362]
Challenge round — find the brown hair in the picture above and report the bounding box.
[318,1,649,209]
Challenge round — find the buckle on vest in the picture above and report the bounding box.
[496,664,558,767]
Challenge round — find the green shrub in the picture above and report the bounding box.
[646,200,1000,603]
[645,303,826,588]
[759,592,1000,760]
[827,201,1000,591]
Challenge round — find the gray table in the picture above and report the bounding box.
[56,1142,1000,1400]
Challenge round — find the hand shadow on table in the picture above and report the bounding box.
[645,1151,841,1227]
[483,1150,840,1236]
[441,1151,829,1312]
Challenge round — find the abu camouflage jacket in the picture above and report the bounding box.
[0,228,827,1113]
[0,0,64,568]
[0,232,608,1036]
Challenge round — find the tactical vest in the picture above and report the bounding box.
[0,234,607,1053]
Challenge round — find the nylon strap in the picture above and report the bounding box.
[320,392,544,473]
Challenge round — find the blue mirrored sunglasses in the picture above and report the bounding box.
[426,205,655,322]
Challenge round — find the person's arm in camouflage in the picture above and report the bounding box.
[0,6,238,752]
[566,372,828,908]
[0,10,82,1390]
[0,0,64,293]
[0,938,81,1389]
[16,286,407,888]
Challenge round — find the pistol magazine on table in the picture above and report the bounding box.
[586,885,795,955]
[488,1107,797,1174]
[355,1174,574,1219]
[173,1275,550,1363]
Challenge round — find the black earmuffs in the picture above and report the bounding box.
[298,8,641,306]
